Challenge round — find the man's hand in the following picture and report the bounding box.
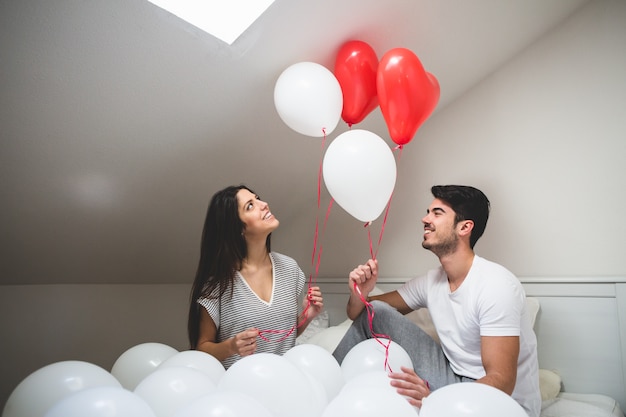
[388,366,431,408]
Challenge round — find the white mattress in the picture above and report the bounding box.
[541,392,625,417]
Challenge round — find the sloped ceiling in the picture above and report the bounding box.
[0,0,589,284]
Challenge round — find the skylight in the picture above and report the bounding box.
[146,0,276,45]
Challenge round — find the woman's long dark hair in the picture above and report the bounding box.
[187,184,271,349]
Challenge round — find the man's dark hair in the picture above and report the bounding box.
[431,185,490,249]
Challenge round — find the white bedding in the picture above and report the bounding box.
[541,393,625,417]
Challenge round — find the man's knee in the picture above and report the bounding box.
[368,300,404,323]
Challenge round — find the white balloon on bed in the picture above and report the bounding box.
[284,343,345,401]
[323,385,417,417]
[3,360,121,417]
[218,352,325,417]
[156,350,225,385]
[44,386,156,417]
[134,366,216,417]
[111,342,178,390]
[340,370,420,414]
[171,390,274,417]
[340,338,413,381]
[419,382,527,417]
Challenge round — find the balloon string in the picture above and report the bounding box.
[365,194,394,261]
[353,281,393,373]
[259,129,329,343]
[313,199,333,283]
[365,145,403,260]
[357,144,405,368]
[311,131,328,284]
[311,132,327,268]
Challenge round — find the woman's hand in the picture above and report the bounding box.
[302,286,324,319]
[231,328,259,357]
[388,366,431,408]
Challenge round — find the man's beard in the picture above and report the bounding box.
[422,232,459,257]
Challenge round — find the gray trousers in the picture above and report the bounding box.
[332,300,474,390]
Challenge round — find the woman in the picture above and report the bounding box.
[188,184,324,369]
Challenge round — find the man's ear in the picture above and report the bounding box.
[458,220,474,237]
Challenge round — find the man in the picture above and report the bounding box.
[333,185,540,416]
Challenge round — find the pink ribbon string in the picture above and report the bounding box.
[365,194,393,261]
[359,143,406,371]
[365,144,403,260]
[354,281,393,373]
[258,135,405,349]
[258,128,329,342]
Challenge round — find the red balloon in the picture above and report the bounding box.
[377,48,440,146]
[334,40,379,127]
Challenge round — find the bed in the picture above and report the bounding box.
[297,277,626,417]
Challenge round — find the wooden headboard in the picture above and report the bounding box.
[315,276,626,411]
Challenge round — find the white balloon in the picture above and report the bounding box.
[340,370,420,414]
[157,350,225,385]
[323,129,396,222]
[420,382,527,417]
[340,338,413,381]
[302,371,329,411]
[274,61,343,137]
[172,390,274,417]
[340,370,397,396]
[284,343,344,401]
[134,366,216,417]
[110,342,178,390]
[322,385,417,417]
[218,353,324,417]
[44,386,156,417]
[3,360,121,417]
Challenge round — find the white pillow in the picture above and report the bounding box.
[295,310,329,345]
[539,369,562,401]
[306,318,352,353]
[526,297,540,328]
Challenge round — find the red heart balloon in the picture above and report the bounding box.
[377,48,440,146]
[334,40,379,127]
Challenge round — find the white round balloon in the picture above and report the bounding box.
[284,343,344,401]
[3,360,121,417]
[340,370,420,413]
[157,350,225,385]
[274,61,343,137]
[340,338,413,381]
[340,370,397,396]
[172,390,274,417]
[420,382,528,417]
[110,342,178,390]
[218,353,324,417]
[134,366,216,417]
[44,386,156,417]
[323,129,397,222]
[323,385,417,417]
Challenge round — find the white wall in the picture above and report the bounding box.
[2,0,625,411]
[0,284,190,412]
[373,0,626,278]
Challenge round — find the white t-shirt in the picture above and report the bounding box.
[397,255,541,417]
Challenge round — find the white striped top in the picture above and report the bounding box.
[198,252,306,369]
